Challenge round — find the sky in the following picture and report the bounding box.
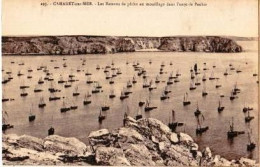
[2,0,258,37]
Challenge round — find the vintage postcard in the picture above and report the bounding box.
[1,0,259,166]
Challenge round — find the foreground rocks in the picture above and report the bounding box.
[2,36,242,55]
[2,117,257,166]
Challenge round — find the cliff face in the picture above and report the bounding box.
[2,117,256,166]
[2,36,242,55]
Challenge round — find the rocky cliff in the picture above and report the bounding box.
[2,36,242,55]
[2,117,257,166]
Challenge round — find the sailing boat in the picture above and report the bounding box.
[28,104,36,122]
[195,77,201,86]
[230,89,236,101]
[58,75,65,84]
[160,92,169,100]
[217,99,225,112]
[190,71,195,79]
[196,114,209,135]
[183,93,191,106]
[48,126,55,136]
[189,81,196,90]
[168,110,184,132]
[117,68,122,75]
[83,93,92,105]
[245,110,254,122]
[202,84,208,97]
[236,66,242,73]
[144,96,157,112]
[149,80,156,91]
[215,79,222,88]
[70,101,78,110]
[64,81,72,88]
[127,80,132,88]
[86,76,94,84]
[109,77,114,84]
[109,89,116,98]
[194,102,201,117]
[49,92,61,101]
[85,69,92,76]
[132,75,137,84]
[2,110,14,131]
[34,85,43,93]
[167,78,173,85]
[209,71,215,80]
[98,108,106,123]
[120,90,129,100]
[38,97,46,108]
[101,100,110,111]
[20,89,28,97]
[164,85,171,95]
[227,117,245,138]
[17,70,24,76]
[73,86,80,96]
[96,64,100,70]
[143,78,149,88]
[155,75,160,83]
[202,73,207,82]
[224,69,228,76]
[38,77,44,84]
[135,107,143,120]
[60,99,71,112]
[247,128,256,151]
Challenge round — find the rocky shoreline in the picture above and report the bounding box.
[2,116,257,166]
[2,36,242,55]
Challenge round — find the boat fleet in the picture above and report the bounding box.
[2,56,258,152]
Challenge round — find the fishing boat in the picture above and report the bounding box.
[149,59,152,64]
[63,62,67,68]
[190,81,196,90]
[217,99,225,112]
[20,81,30,89]
[28,105,36,122]
[2,76,10,84]
[247,128,256,151]
[168,110,184,132]
[60,100,71,112]
[98,108,106,123]
[194,103,201,117]
[227,117,245,139]
[243,106,253,113]
[73,86,80,96]
[83,93,92,105]
[253,73,258,77]
[245,110,254,122]
[109,90,116,98]
[144,97,157,112]
[196,114,209,135]
[38,97,46,108]
[183,93,191,106]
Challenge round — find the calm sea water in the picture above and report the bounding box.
[2,41,258,161]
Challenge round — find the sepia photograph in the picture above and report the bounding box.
[1,0,259,166]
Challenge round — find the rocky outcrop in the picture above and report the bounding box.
[2,117,256,166]
[2,36,242,55]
